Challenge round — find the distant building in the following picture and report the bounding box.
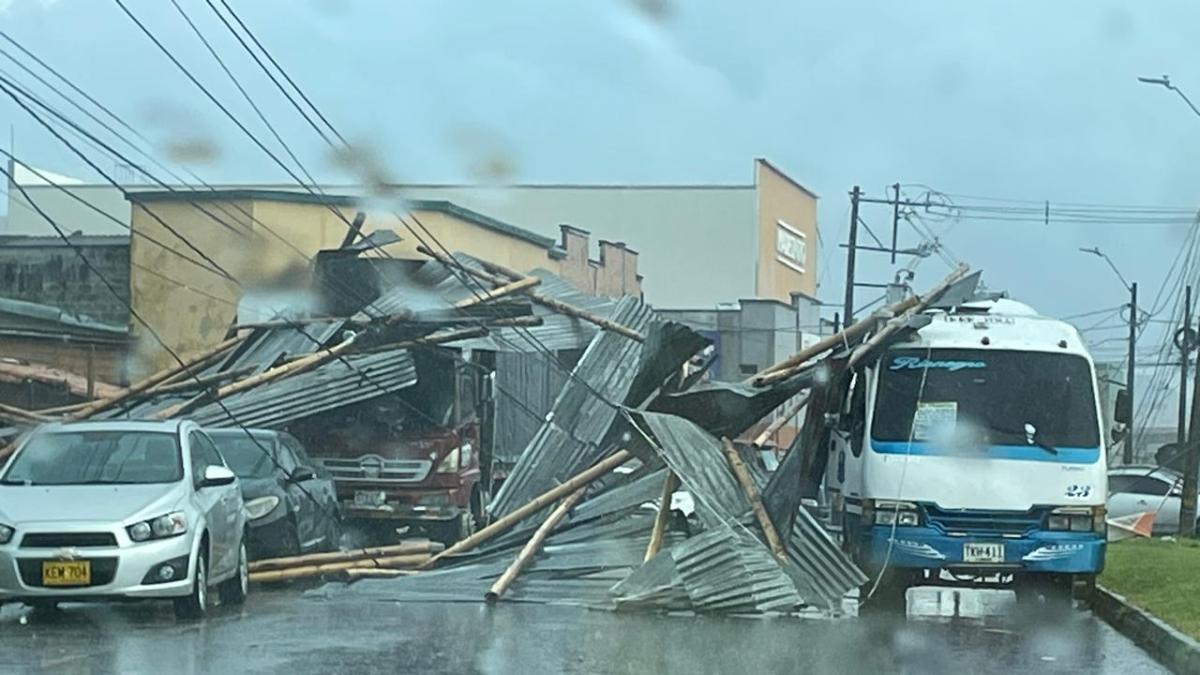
[5,158,819,308]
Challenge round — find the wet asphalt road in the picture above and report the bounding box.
[0,586,1168,674]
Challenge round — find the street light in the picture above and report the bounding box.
[1137,74,1200,119]
[1080,246,1137,464]
[1079,246,1132,292]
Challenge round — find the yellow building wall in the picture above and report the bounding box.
[129,198,561,373]
[754,159,819,302]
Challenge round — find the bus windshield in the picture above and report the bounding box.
[871,348,1100,448]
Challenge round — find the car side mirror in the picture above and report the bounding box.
[1114,389,1132,426]
[200,465,236,488]
[289,466,316,483]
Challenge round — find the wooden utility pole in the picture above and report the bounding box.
[1180,286,1193,446]
[1126,282,1138,464]
[1183,306,1200,536]
[843,186,862,325]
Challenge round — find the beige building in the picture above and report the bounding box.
[124,189,639,370]
[7,158,819,307]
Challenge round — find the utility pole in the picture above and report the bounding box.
[1181,286,1193,446]
[1183,323,1200,536]
[1126,282,1137,465]
[890,183,901,264]
[843,186,862,325]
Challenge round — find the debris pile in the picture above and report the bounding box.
[0,238,978,615]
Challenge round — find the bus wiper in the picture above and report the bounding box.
[987,422,1058,455]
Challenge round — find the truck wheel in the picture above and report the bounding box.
[174,554,208,620]
[218,541,249,606]
[860,568,914,615]
[1015,573,1073,612]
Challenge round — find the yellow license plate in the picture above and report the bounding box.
[42,561,90,587]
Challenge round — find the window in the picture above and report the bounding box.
[2,431,182,485]
[1110,474,1174,497]
[775,220,807,273]
[189,431,226,484]
[211,433,281,479]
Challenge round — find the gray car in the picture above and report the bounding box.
[206,428,341,560]
[0,420,248,619]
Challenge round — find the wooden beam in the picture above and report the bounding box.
[0,402,51,423]
[414,244,645,342]
[247,553,430,583]
[485,486,587,603]
[454,275,541,309]
[846,264,970,370]
[722,438,786,560]
[751,391,812,448]
[153,335,359,420]
[644,471,680,561]
[423,449,633,568]
[71,335,245,420]
[248,540,443,572]
[148,365,258,396]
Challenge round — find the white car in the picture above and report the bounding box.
[1106,465,1188,535]
[0,420,248,619]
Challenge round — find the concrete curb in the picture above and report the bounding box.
[1090,584,1200,674]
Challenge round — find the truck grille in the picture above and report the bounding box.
[321,456,432,483]
[924,506,1045,536]
[17,558,119,587]
[21,533,118,548]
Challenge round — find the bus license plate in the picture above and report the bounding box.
[963,543,1004,563]
[43,560,91,586]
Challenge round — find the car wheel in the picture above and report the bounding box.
[174,553,207,620]
[218,540,249,606]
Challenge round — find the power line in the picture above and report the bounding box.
[166,0,318,187]
[209,0,345,146]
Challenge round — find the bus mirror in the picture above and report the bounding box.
[1114,390,1131,426]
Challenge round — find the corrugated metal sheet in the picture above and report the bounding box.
[487,297,653,517]
[186,350,417,430]
[633,411,865,609]
[491,351,568,464]
[357,253,617,353]
[215,321,346,375]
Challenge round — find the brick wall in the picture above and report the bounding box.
[0,239,131,326]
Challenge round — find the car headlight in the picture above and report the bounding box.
[245,496,281,521]
[0,524,13,545]
[127,512,187,542]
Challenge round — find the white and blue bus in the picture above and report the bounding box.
[827,299,1107,604]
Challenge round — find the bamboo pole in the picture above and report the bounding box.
[644,471,680,562]
[334,568,415,582]
[423,449,633,569]
[845,265,970,370]
[525,294,645,342]
[721,438,786,560]
[455,275,541,308]
[415,244,645,342]
[751,264,969,387]
[248,553,430,583]
[0,402,52,423]
[231,316,356,330]
[34,401,91,415]
[149,365,257,396]
[485,486,587,603]
[249,540,443,572]
[154,334,359,419]
[71,335,245,420]
[751,391,812,448]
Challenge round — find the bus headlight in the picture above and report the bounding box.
[872,500,921,527]
[1047,506,1103,533]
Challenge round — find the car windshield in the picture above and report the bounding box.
[2,430,183,485]
[209,435,278,480]
[872,348,1100,448]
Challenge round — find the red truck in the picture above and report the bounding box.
[293,353,494,545]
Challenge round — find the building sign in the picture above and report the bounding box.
[775,221,806,273]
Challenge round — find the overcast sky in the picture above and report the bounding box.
[4,0,1200,398]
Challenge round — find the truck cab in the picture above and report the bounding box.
[826,299,1107,604]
